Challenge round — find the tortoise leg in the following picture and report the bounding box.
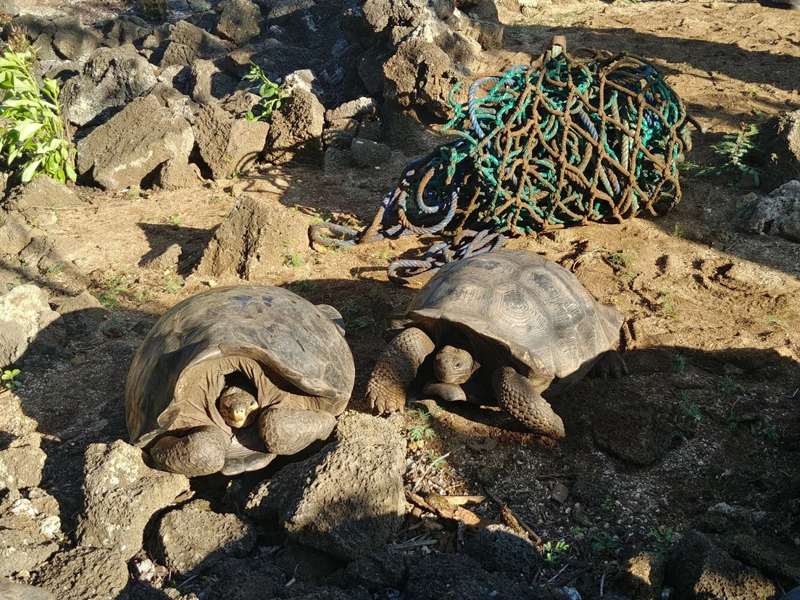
[423,382,467,403]
[367,327,435,415]
[148,426,229,477]
[257,407,337,455]
[492,367,565,439]
[591,350,629,379]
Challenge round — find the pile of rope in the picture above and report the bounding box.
[311,37,697,282]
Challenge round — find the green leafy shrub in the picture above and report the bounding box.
[0,48,75,183]
[243,63,287,122]
[696,123,762,186]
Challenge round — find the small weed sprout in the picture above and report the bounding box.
[542,539,570,564]
[1,368,21,390]
[696,123,762,186]
[590,531,621,554]
[407,408,436,447]
[284,252,305,268]
[719,376,742,397]
[163,274,182,294]
[243,63,287,122]
[657,292,676,318]
[672,353,687,374]
[0,47,76,183]
[165,213,182,227]
[647,525,677,550]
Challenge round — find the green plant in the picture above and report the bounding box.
[719,376,742,397]
[1,368,21,390]
[647,525,677,550]
[243,63,287,122]
[657,292,676,318]
[590,531,621,554]
[96,273,130,309]
[672,353,687,374]
[680,396,703,423]
[542,539,569,564]
[606,251,635,271]
[163,274,182,294]
[0,48,75,183]
[165,213,182,227]
[284,252,305,268]
[696,123,762,186]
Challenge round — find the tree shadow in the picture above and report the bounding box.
[502,23,800,95]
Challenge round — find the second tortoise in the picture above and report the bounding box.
[367,249,626,438]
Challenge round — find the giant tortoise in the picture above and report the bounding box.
[125,285,355,477]
[367,249,626,438]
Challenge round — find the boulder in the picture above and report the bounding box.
[405,552,540,599]
[0,581,55,600]
[0,210,36,256]
[245,412,406,561]
[153,158,204,191]
[51,16,99,61]
[721,533,800,581]
[753,109,800,189]
[618,551,666,600]
[0,434,47,491]
[203,556,285,599]
[103,16,153,47]
[267,0,315,21]
[152,500,256,573]
[193,104,270,178]
[159,20,230,67]
[739,179,800,243]
[5,176,82,229]
[665,530,777,600]
[196,195,311,280]
[189,58,238,105]
[325,97,376,122]
[462,524,539,579]
[0,389,39,440]
[36,547,129,600]
[266,87,324,164]
[76,93,195,190]
[219,89,261,118]
[62,44,158,127]
[383,38,456,121]
[0,284,60,368]
[216,0,262,45]
[0,487,61,577]
[591,390,673,466]
[76,440,191,560]
[350,137,391,168]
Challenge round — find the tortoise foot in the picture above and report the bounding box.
[148,426,229,477]
[493,367,565,439]
[258,408,337,455]
[367,327,435,415]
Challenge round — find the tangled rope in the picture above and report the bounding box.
[310,36,698,282]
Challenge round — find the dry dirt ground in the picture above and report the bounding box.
[3,0,800,595]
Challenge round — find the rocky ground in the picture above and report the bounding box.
[1,0,800,599]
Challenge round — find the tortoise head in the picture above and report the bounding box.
[218,386,259,429]
[434,345,478,385]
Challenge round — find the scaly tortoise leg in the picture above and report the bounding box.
[367,327,435,415]
[258,406,337,455]
[492,367,565,439]
[148,425,230,477]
